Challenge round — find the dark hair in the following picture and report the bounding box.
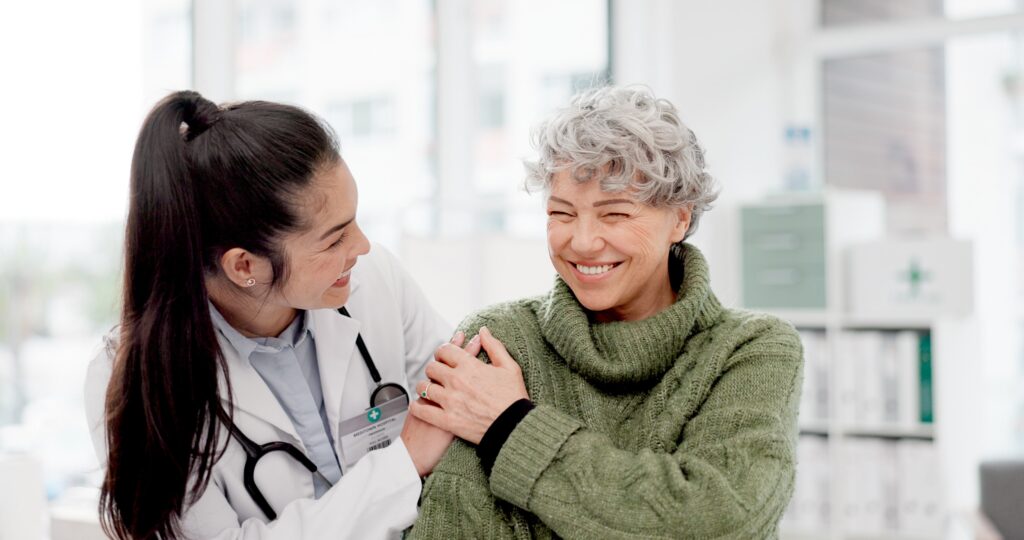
[100,90,339,539]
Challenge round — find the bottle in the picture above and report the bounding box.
[783,125,814,192]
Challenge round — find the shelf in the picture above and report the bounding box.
[763,309,936,330]
[839,315,935,330]
[767,309,828,328]
[798,421,831,436]
[845,534,940,540]
[782,528,940,540]
[798,422,935,440]
[842,424,935,440]
[780,530,828,540]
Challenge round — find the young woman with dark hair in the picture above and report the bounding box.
[84,91,463,539]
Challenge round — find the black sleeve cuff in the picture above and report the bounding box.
[476,398,535,475]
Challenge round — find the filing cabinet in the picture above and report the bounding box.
[739,191,885,310]
[741,203,827,308]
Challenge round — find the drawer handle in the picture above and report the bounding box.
[757,268,801,285]
[755,207,804,217]
[756,233,800,251]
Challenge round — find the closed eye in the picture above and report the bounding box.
[327,230,349,249]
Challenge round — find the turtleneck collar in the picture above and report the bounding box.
[536,243,723,388]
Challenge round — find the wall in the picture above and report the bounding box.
[613,0,802,306]
[404,0,802,323]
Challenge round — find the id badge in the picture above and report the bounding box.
[338,395,408,469]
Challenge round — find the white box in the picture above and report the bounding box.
[897,440,945,536]
[0,453,47,540]
[798,330,829,424]
[846,239,973,318]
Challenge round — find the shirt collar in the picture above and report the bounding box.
[209,302,312,360]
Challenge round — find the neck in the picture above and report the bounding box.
[206,277,297,338]
[539,244,714,386]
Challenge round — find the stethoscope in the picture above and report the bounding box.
[226,306,410,520]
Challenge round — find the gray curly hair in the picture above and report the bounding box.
[524,85,719,239]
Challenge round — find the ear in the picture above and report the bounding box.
[670,206,693,243]
[219,248,273,288]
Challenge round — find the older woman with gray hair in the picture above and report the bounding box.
[407,86,803,539]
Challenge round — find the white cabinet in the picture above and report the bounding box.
[776,313,977,540]
[741,197,977,540]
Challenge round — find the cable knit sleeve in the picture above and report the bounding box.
[407,442,528,539]
[407,308,534,540]
[410,303,803,539]
[488,322,803,539]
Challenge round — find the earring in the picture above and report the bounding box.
[244,278,256,287]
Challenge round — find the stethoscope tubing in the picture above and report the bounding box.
[225,305,410,520]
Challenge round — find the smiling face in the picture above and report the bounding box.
[546,170,691,322]
[273,159,371,310]
[210,159,371,337]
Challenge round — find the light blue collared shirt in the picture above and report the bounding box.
[210,304,343,498]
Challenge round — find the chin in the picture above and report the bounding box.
[580,298,617,313]
[320,289,351,309]
[564,284,615,313]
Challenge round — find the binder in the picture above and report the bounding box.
[919,332,933,424]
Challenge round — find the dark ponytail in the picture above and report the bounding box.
[100,91,339,539]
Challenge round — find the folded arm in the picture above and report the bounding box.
[411,324,803,539]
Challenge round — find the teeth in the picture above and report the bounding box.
[338,269,352,280]
[575,263,614,275]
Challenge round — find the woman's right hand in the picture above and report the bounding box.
[401,331,481,476]
[400,413,453,477]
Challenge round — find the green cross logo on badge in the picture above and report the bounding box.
[367,407,382,423]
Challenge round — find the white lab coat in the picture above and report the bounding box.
[84,244,452,539]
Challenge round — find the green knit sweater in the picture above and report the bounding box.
[409,244,803,539]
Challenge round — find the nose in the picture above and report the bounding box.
[350,222,372,258]
[569,217,605,256]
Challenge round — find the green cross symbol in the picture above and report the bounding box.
[900,259,930,298]
[367,407,382,423]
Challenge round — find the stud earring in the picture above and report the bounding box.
[244,278,256,287]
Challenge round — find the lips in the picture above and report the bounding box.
[568,260,622,281]
[574,262,620,275]
[331,265,355,288]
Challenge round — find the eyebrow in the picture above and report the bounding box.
[548,196,635,208]
[593,198,636,208]
[318,217,355,241]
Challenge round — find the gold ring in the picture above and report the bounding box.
[421,381,432,400]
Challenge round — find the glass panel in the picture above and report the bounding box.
[823,48,948,235]
[946,31,1024,453]
[0,0,192,501]
[822,32,1024,455]
[821,0,1023,27]
[232,0,607,243]
[946,0,1024,20]
[468,0,609,236]
[235,0,436,249]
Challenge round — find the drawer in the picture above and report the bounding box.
[742,229,825,266]
[741,203,825,235]
[742,263,826,309]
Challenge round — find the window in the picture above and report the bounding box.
[465,0,609,235]
[235,0,437,249]
[230,0,609,249]
[0,0,192,500]
[824,47,948,234]
[822,0,1022,27]
[817,0,1024,454]
[0,0,610,506]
